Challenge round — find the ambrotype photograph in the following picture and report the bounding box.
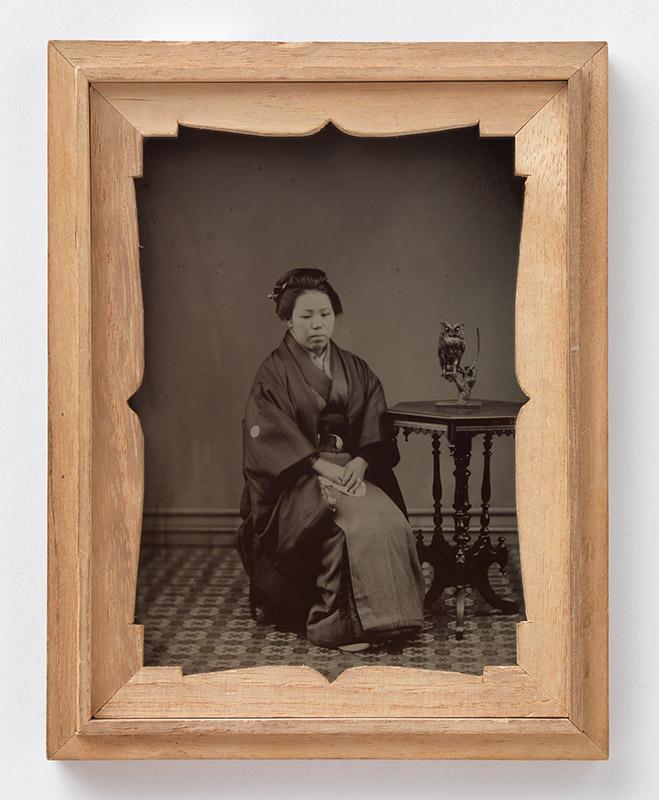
[130,123,527,679]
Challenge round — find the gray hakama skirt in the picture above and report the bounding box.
[306,454,425,648]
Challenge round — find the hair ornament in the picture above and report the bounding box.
[267,280,288,302]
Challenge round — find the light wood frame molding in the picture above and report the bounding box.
[48,41,608,760]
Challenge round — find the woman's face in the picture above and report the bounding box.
[288,290,336,353]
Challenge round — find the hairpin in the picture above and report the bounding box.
[267,280,288,301]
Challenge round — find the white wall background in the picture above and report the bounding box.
[1,1,657,797]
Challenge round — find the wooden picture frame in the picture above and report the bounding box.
[48,41,608,760]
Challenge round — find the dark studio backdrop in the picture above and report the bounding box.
[130,124,526,538]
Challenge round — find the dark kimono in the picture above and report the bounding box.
[236,332,424,647]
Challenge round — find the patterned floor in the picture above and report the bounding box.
[135,540,525,680]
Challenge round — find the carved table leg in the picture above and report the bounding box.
[423,433,455,608]
[450,432,472,639]
[467,432,519,615]
[414,432,438,565]
[455,586,467,640]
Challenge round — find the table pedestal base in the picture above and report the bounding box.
[419,532,519,640]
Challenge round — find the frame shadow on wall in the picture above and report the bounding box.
[129,123,527,679]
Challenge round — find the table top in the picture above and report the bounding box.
[387,400,525,427]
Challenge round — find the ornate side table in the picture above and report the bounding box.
[386,400,524,639]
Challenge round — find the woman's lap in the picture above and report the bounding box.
[306,479,425,647]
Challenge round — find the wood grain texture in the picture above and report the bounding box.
[90,79,573,724]
[53,718,604,760]
[80,717,583,736]
[94,81,563,138]
[51,40,605,82]
[96,666,563,719]
[47,43,92,756]
[47,41,608,760]
[90,88,145,714]
[567,46,609,754]
[514,88,570,710]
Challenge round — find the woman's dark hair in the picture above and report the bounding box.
[269,268,343,321]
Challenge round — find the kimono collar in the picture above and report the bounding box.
[309,344,331,378]
[283,331,333,402]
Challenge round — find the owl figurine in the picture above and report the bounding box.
[437,322,466,378]
[437,322,480,404]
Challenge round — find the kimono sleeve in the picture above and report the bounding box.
[243,373,318,484]
[355,363,400,469]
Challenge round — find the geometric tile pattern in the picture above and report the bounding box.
[135,542,525,681]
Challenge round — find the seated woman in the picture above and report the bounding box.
[236,268,425,651]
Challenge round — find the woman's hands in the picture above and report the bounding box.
[342,456,368,494]
[311,456,368,495]
[311,458,347,485]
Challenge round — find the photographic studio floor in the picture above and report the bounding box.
[134,538,525,681]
